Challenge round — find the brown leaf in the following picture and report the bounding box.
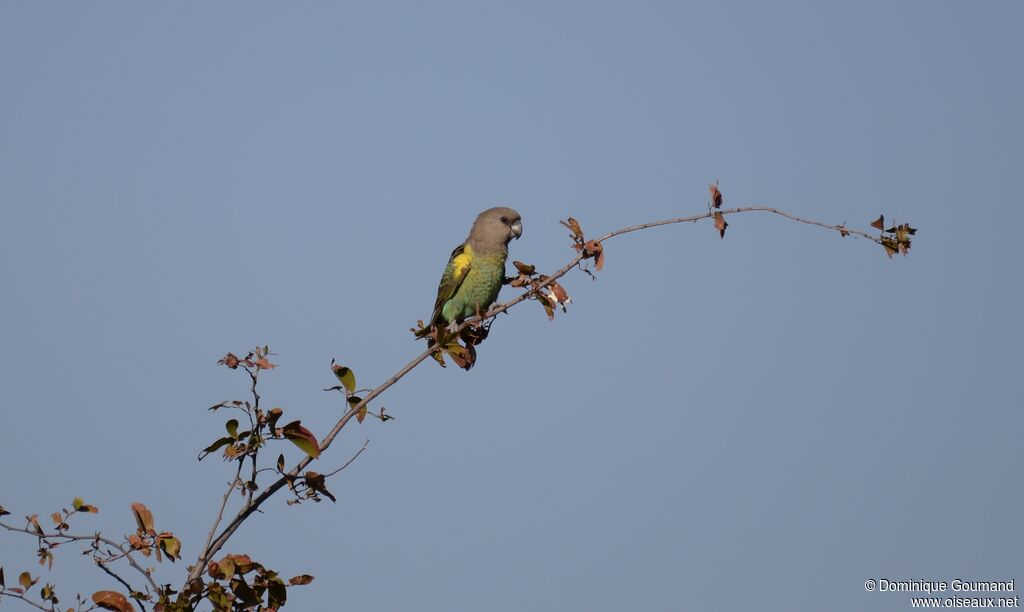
[288,574,315,586]
[219,353,240,369]
[512,260,536,275]
[870,214,885,231]
[92,591,132,612]
[304,471,337,502]
[709,181,723,209]
[19,571,34,590]
[582,240,604,271]
[713,212,729,239]
[131,503,155,535]
[254,357,277,370]
[445,341,476,370]
[881,237,899,258]
[559,217,584,242]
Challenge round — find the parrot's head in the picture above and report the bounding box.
[472,206,522,246]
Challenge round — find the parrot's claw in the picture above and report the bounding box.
[446,320,461,334]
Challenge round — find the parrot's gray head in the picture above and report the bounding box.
[470,206,522,247]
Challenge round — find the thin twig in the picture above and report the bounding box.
[0,521,159,592]
[0,590,50,611]
[94,560,148,612]
[199,461,243,564]
[325,439,370,478]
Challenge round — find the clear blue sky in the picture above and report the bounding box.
[2,2,1021,611]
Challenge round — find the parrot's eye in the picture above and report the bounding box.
[500,216,508,223]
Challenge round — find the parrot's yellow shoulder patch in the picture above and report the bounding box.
[452,244,473,277]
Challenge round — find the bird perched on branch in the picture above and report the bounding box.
[423,207,522,334]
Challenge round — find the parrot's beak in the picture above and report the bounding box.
[510,220,523,239]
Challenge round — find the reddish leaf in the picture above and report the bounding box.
[92,591,132,612]
[870,214,885,231]
[219,353,240,369]
[709,181,723,209]
[131,502,156,536]
[282,421,321,459]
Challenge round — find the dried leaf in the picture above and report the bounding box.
[536,293,556,320]
[92,591,132,612]
[289,574,315,586]
[254,357,276,370]
[870,214,885,231]
[304,471,337,502]
[513,260,536,275]
[881,237,899,258]
[582,240,605,271]
[267,407,284,433]
[225,554,257,575]
[219,353,240,369]
[19,571,34,590]
[559,217,584,241]
[713,212,729,239]
[709,181,723,209]
[282,421,321,459]
[331,362,357,394]
[131,502,156,536]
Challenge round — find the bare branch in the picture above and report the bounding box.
[185,204,897,586]
[0,520,159,592]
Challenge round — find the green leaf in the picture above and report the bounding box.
[198,437,233,461]
[282,421,321,459]
[226,419,239,439]
[331,361,356,394]
[158,534,181,561]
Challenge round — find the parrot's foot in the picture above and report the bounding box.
[446,320,461,334]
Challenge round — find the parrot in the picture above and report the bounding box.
[425,207,522,334]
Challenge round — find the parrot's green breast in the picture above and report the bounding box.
[438,248,506,324]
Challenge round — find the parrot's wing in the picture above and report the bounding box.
[429,243,473,325]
